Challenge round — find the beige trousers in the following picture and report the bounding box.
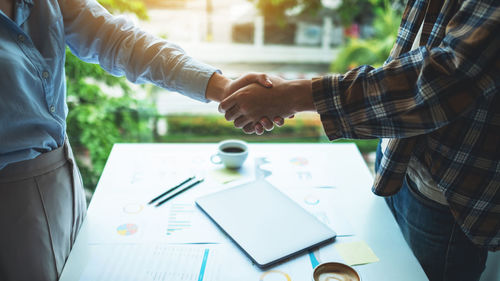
[0,140,87,281]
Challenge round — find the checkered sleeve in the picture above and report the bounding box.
[313,0,500,141]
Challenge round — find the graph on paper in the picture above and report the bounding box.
[117,223,138,236]
[79,244,217,281]
[166,203,194,236]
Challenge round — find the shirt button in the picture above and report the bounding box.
[42,71,50,79]
[17,34,26,43]
[50,106,56,113]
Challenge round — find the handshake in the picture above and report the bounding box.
[207,72,315,135]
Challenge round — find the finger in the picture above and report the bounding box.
[233,73,272,91]
[234,116,251,129]
[259,117,274,131]
[241,73,272,88]
[254,123,265,135]
[224,104,242,121]
[243,123,256,134]
[273,117,285,127]
[254,73,273,88]
[218,95,237,114]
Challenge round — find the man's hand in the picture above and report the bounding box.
[206,72,272,102]
[218,76,314,134]
[206,72,285,133]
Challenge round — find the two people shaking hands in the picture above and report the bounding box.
[208,72,312,135]
[1,0,499,281]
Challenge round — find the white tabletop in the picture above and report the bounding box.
[59,143,428,281]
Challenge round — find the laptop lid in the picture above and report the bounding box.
[195,180,336,268]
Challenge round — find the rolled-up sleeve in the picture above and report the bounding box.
[59,0,218,102]
[312,0,500,141]
[312,75,350,140]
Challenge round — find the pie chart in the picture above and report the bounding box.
[116,223,138,236]
[260,270,291,281]
[290,157,308,166]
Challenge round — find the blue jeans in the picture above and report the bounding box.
[375,143,487,281]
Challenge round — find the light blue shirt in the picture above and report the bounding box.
[0,0,218,170]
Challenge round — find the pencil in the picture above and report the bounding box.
[155,178,204,207]
[148,176,195,204]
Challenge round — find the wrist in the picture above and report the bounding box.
[206,72,231,102]
[289,79,314,113]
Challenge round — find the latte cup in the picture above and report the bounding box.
[312,262,361,281]
[210,140,248,169]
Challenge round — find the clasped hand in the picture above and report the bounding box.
[220,75,314,134]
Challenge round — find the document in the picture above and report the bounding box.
[158,202,229,244]
[80,244,221,281]
[264,183,355,236]
[87,201,228,245]
[79,241,349,281]
[262,153,337,189]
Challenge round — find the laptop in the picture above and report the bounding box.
[195,180,336,268]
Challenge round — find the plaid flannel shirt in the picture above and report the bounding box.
[312,0,500,250]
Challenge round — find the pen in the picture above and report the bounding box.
[148,176,195,204]
[155,178,204,207]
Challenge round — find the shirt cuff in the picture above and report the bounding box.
[312,75,352,140]
[170,58,220,103]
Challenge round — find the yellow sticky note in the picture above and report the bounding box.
[209,168,243,184]
[334,241,380,266]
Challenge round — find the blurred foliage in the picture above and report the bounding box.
[99,0,149,20]
[253,0,405,26]
[251,0,403,72]
[163,114,322,140]
[161,114,379,153]
[65,0,154,191]
[331,0,401,72]
[66,49,156,191]
[336,0,378,26]
[254,0,322,25]
[336,0,399,26]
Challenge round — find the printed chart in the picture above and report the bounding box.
[123,203,144,214]
[166,203,194,236]
[80,244,218,281]
[116,223,138,236]
[162,202,227,244]
[290,157,309,166]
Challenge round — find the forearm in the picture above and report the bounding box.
[314,52,497,140]
[61,0,217,102]
[205,72,231,102]
[287,79,314,113]
[314,1,500,140]
[313,63,433,140]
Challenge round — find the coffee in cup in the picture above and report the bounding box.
[210,140,248,169]
[312,262,361,281]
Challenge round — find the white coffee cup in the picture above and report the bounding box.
[210,140,248,169]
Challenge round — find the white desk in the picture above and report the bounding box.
[59,143,428,281]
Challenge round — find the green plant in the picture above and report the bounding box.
[66,49,156,191]
[336,0,406,26]
[99,0,149,20]
[161,114,324,142]
[158,114,379,154]
[254,0,322,25]
[336,0,377,26]
[331,0,401,72]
